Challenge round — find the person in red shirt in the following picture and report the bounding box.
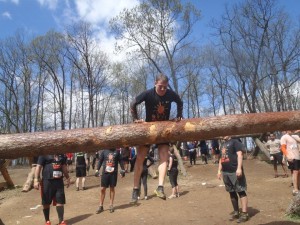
[65,153,73,173]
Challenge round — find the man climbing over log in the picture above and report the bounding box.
[129,73,183,203]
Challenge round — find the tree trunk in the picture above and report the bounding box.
[172,144,187,177]
[22,166,36,192]
[0,160,14,188]
[253,138,270,159]
[0,111,300,159]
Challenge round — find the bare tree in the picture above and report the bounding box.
[66,21,110,128]
[211,0,300,114]
[110,0,200,93]
[31,31,70,130]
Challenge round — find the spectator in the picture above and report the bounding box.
[167,147,180,199]
[74,152,88,191]
[199,140,208,164]
[265,133,288,178]
[280,130,300,195]
[217,136,249,223]
[34,154,70,225]
[95,148,125,214]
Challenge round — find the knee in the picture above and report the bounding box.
[238,191,247,198]
[230,192,238,199]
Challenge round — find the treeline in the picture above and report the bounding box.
[0,0,299,134]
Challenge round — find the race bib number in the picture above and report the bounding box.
[53,171,62,178]
[291,144,298,150]
[105,166,114,173]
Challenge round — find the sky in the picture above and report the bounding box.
[0,0,299,59]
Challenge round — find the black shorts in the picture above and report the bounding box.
[287,159,300,170]
[76,166,87,177]
[222,171,247,193]
[213,148,220,155]
[101,172,118,188]
[270,152,283,165]
[41,179,66,205]
[169,169,179,188]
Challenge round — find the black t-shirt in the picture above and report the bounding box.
[76,152,86,167]
[220,139,245,173]
[211,139,219,150]
[121,147,131,158]
[37,155,66,180]
[130,88,183,122]
[169,154,178,170]
[97,149,124,174]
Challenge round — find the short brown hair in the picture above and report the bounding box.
[155,73,169,83]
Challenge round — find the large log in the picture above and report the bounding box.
[0,111,300,159]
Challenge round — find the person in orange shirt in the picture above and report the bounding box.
[280,130,300,195]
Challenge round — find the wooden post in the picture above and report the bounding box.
[22,165,36,192]
[0,160,14,188]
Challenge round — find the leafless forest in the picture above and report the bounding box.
[0,0,299,135]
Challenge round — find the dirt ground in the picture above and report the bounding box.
[0,157,300,225]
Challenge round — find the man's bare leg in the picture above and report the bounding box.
[130,145,148,203]
[109,187,115,213]
[154,144,169,200]
[96,187,106,214]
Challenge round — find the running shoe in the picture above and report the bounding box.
[237,212,249,223]
[96,206,104,214]
[59,221,67,225]
[154,186,166,200]
[229,211,240,221]
[144,196,148,200]
[109,205,114,213]
[130,188,139,204]
[168,194,176,199]
[76,187,79,191]
[45,221,51,225]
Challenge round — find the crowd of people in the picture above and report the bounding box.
[32,73,300,225]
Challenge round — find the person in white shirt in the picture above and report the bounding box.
[280,131,300,195]
[265,133,288,178]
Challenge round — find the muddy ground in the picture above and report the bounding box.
[0,157,299,225]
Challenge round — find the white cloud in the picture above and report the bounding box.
[2,11,12,19]
[11,0,19,4]
[59,0,139,62]
[74,0,138,24]
[36,0,58,10]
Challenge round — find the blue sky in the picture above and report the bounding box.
[1,0,299,55]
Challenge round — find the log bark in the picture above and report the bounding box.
[172,144,187,176]
[253,138,270,159]
[0,162,14,188]
[22,166,36,192]
[0,159,14,188]
[0,111,300,159]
